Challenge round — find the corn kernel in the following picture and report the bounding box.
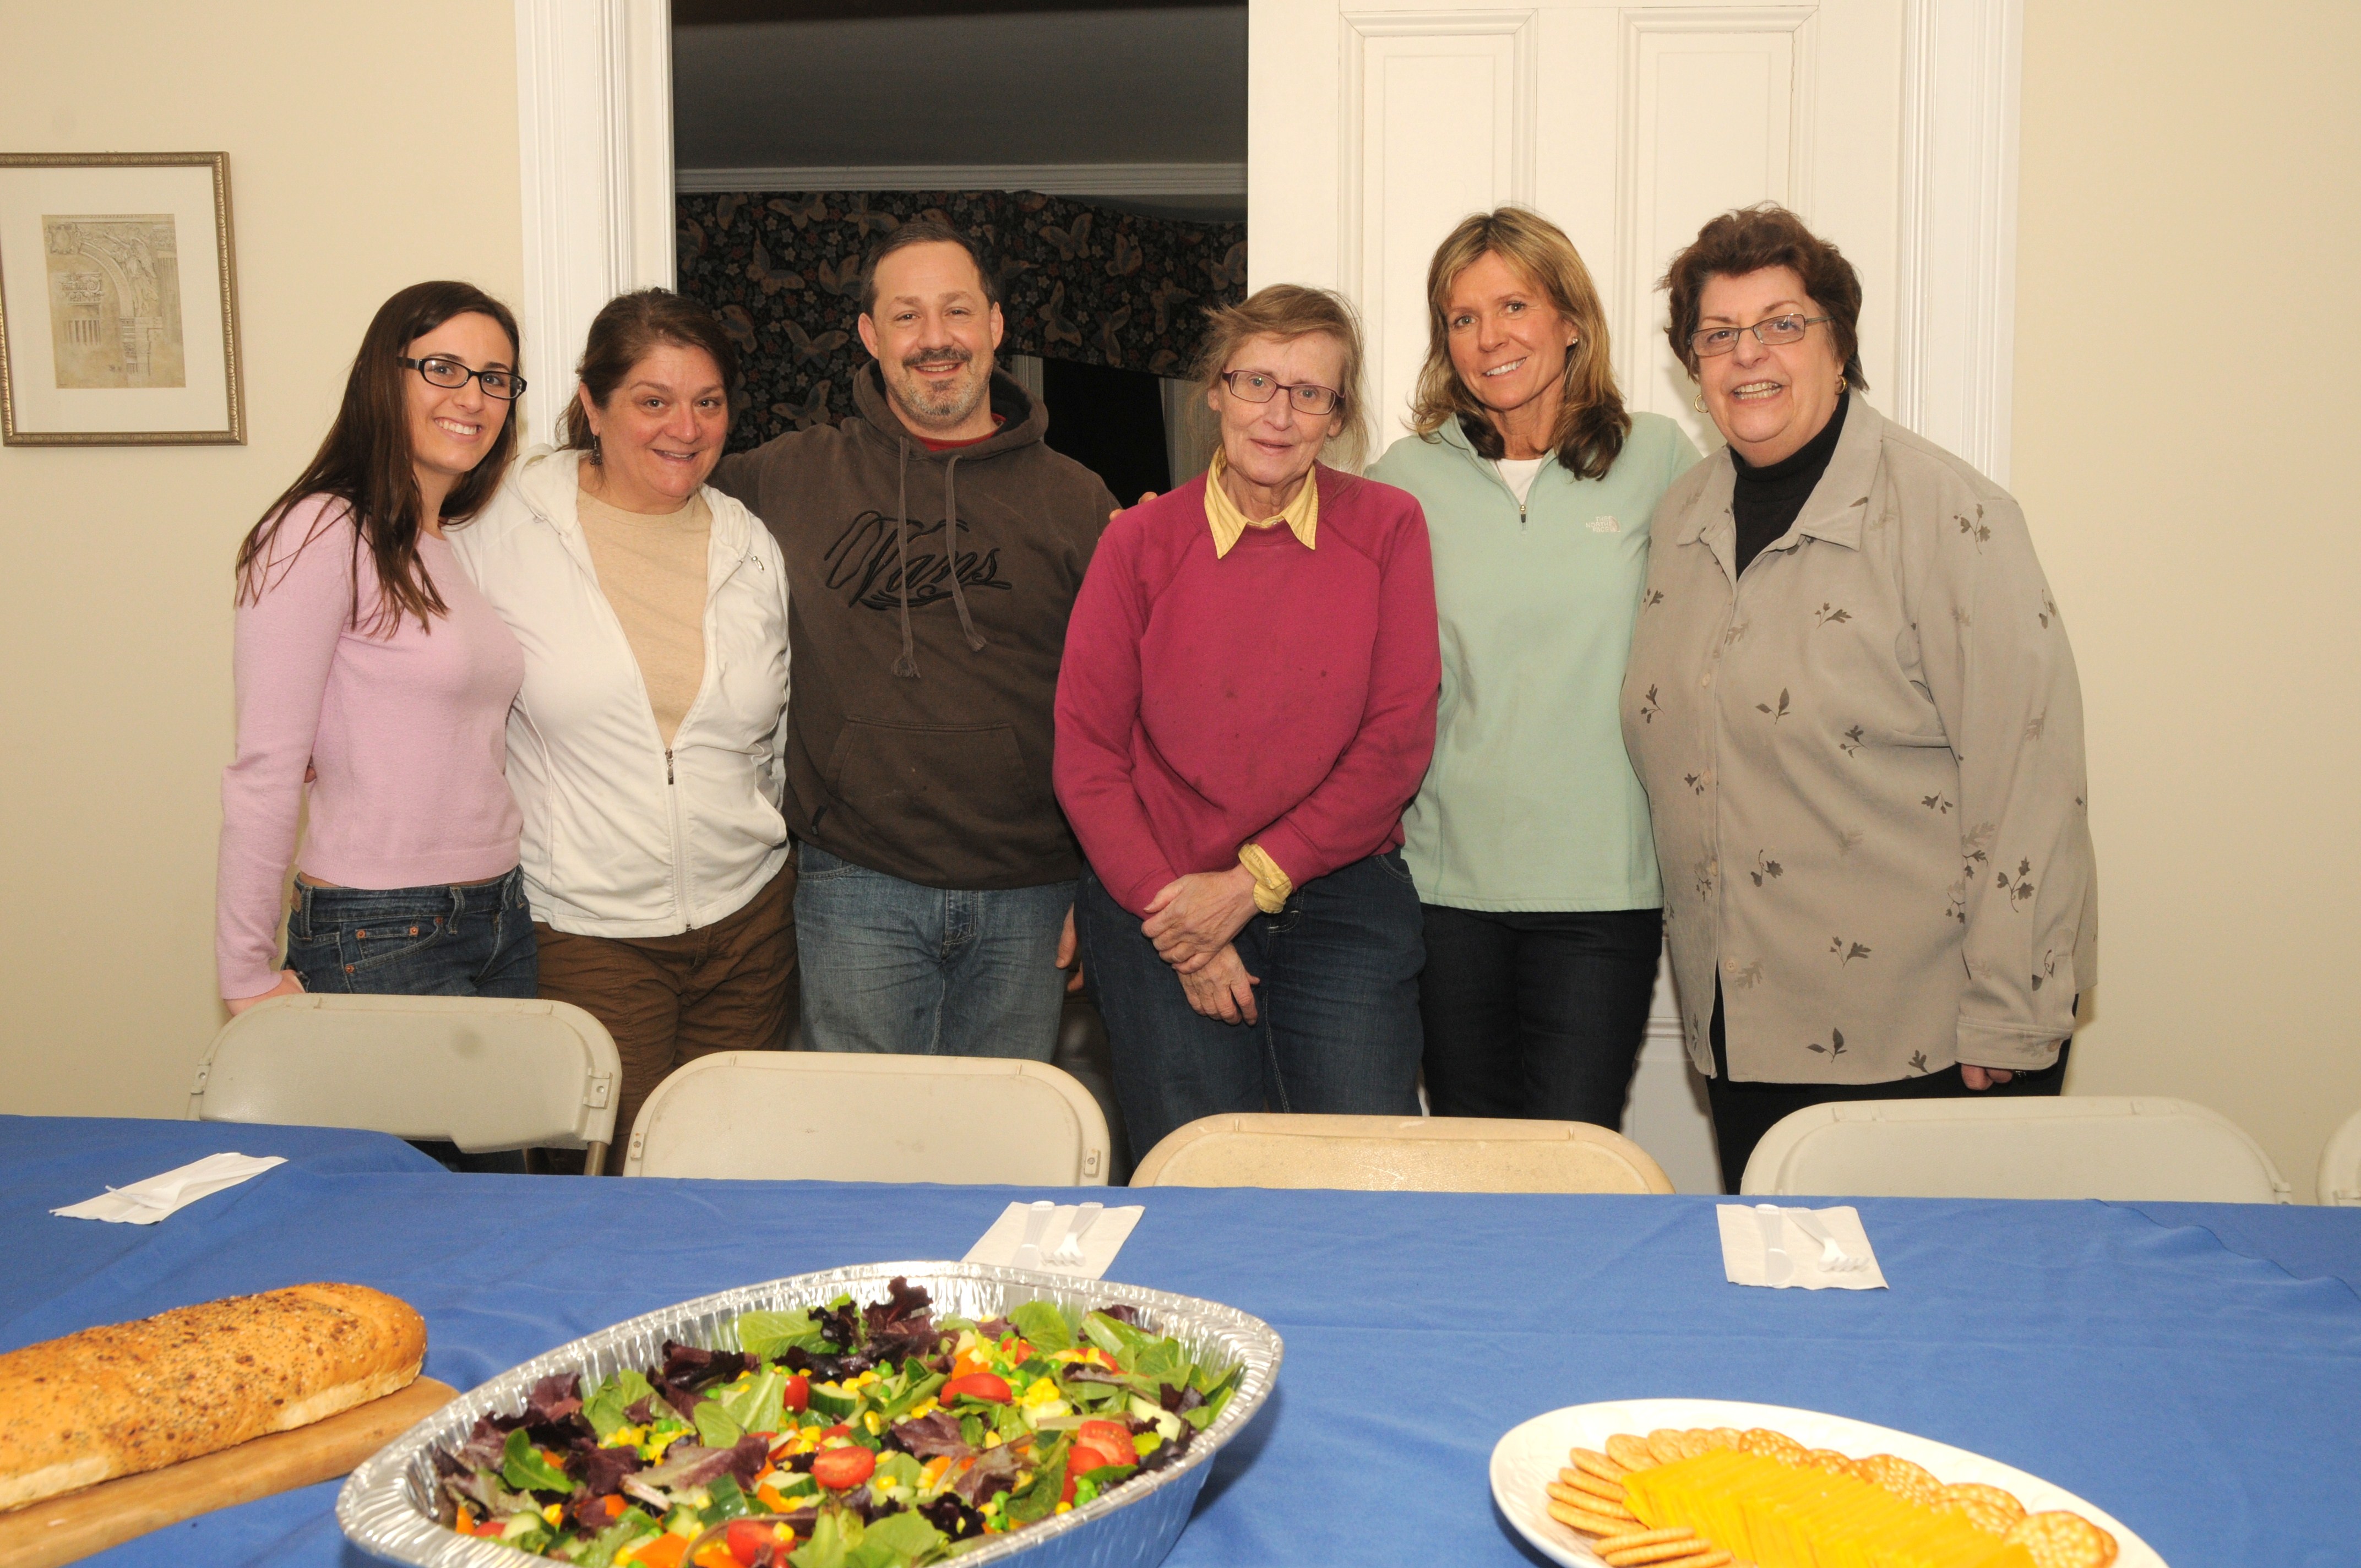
[1054,1502,1073,1515]
[541,1503,563,1526]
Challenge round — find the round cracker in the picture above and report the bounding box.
[1602,1540,1712,1567]
[1644,1428,1690,1466]
[1570,1446,1629,1483]
[1555,1467,1629,1505]
[1702,1427,1743,1451]
[2005,1510,2119,1568]
[1547,1498,1637,1537]
[1656,1552,1733,1568]
[1937,1481,2028,1536]
[1593,1529,1696,1553]
[1606,1433,1658,1472]
[1739,1427,1807,1466]
[1850,1452,1943,1507]
[1547,1480,1635,1519]
[1800,1447,1852,1474]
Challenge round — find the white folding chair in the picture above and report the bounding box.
[191,994,622,1173]
[1740,1096,2293,1203]
[2316,1108,2361,1206]
[1129,1113,1676,1194]
[621,1052,1111,1183]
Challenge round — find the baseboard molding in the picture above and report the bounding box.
[674,161,1249,197]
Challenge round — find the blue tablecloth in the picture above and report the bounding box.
[10,1114,2359,1567]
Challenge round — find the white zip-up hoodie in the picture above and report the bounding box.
[450,447,790,937]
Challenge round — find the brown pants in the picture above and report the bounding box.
[535,863,798,1164]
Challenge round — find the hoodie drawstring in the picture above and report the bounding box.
[940,453,989,655]
[888,438,990,677]
[891,439,920,678]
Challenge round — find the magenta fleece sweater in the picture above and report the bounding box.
[1054,467,1440,918]
[216,497,525,998]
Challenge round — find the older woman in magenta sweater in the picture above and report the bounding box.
[1056,284,1441,1161]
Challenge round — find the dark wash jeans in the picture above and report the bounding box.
[1076,851,1424,1163]
[1416,904,1663,1129]
[282,868,537,1173]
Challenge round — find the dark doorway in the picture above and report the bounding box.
[1040,358,1172,510]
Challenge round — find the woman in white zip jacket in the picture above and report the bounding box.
[450,291,791,1149]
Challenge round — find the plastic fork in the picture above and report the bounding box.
[1752,1203,1794,1286]
[1013,1200,1057,1270]
[1050,1201,1103,1267]
[1786,1206,1869,1273]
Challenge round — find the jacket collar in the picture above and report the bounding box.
[509,444,756,554]
[849,361,1047,461]
[1678,395,1887,556]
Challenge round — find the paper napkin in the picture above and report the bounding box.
[1717,1204,1888,1290]
[51,1152,287,1224]
[963,1201,1144,1280]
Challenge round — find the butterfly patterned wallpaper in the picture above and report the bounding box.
[677,189,1248,453]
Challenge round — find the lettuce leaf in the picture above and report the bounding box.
[582,1368,655,1440]
[860,1509,945,1563]
[1008,1300,1073,1352]
[694,1398,746,1449]
[499,1428,572,1495]
[578,1511,659,1568]
[717,1368,787,1437]
[737,1309,826,1360]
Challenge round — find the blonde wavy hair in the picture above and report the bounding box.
[1190,284,1371,474]
[1407,207,1628,480]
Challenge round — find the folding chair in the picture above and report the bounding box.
[1739,1096,2293,1202]
[621,1051,1111,1183]
[191,994,621,1173]
[2316,1107,2361,1206]
[1129,1113,1676,1193]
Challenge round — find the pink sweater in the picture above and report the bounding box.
[216,497,525,998]
[1054,467,1440,917]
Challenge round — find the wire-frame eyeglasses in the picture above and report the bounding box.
[1220,369,1342,417]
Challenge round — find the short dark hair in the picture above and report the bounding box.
[560,288,741,456]
[1661,203,1867,390]
[859,219,999,318]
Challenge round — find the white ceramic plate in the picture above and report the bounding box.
[1489,1398,2164,1567]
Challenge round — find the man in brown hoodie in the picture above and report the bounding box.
[710,220,1118,1060]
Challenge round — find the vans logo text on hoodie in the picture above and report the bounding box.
[825,510,1011,612]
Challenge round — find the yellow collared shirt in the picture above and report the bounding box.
[1204,449,1318,558]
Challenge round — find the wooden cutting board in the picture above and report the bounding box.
[0,1376,456,1568]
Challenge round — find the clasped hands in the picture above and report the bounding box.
[1142,865,1261,1025]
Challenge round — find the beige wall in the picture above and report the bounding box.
[0,2,522,1118]
[2014,0,2361,1198]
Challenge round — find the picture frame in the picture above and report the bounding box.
[0,151,244,446]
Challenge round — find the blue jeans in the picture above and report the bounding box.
[794,841,1074,1060]
[284,868,537,999]
[1076,851,1426,1162]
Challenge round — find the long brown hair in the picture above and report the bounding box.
[559,288,741,459]
[1408,207,1629,480]
[1190,284,1371,473]
[235,281,522,633]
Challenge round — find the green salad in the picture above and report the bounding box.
[433,1278,1241,1568]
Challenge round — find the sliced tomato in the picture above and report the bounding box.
[1075,1419,1139,1466]
[818,1423,851,1440]
[940,1371,1012,1404]
[1068,1439,1122,1478]
[809,1445,877,1490]
[780,1374,809,1413]
[725,1519,779,1566]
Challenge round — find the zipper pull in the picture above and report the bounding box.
[1519,501,1528,531]
[665,748,674,785]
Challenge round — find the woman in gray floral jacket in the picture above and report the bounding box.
[1623,205,2095,1191]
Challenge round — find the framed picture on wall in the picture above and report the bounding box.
[0,152,244,446]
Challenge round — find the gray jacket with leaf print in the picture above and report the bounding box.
[1621,398,2095,1084]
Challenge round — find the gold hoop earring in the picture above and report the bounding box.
[1836,375,1848,394]
[1694,391,1706,413]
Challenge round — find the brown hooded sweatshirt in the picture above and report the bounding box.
[711,363,1117,890]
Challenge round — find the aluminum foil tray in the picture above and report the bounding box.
[339,1261,1283,1568]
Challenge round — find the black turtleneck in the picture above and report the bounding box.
[1729,391,1848,578]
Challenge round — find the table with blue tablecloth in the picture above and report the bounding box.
[7,1114,2358,1566]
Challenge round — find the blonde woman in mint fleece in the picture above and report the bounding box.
[1367,208,1699,1130]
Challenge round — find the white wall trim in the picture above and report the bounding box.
[1896,0,2022,483]
[513,0,677,450]
[673,162,1249,197]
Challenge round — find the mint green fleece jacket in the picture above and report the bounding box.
[1367,411,1699,910]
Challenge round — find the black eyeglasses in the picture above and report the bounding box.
[1220,369,1342,417]
[1689,315,1830,358]
[400,355,526,400]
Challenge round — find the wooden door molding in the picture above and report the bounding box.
[513,0,678,449]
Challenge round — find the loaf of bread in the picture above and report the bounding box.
[0,1282,425,1511]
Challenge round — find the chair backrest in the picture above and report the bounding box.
[191,994,621,1170]
[622,1052,1111,1183]
[1129,1113,1677,1193]
[2318,1108,2361,1206]
[1740,1096,2293,1202]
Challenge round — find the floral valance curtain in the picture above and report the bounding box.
[677,189,1248,453]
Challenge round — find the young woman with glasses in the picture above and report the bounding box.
[1056,284,1441,1161]
[217,281,536,1033]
